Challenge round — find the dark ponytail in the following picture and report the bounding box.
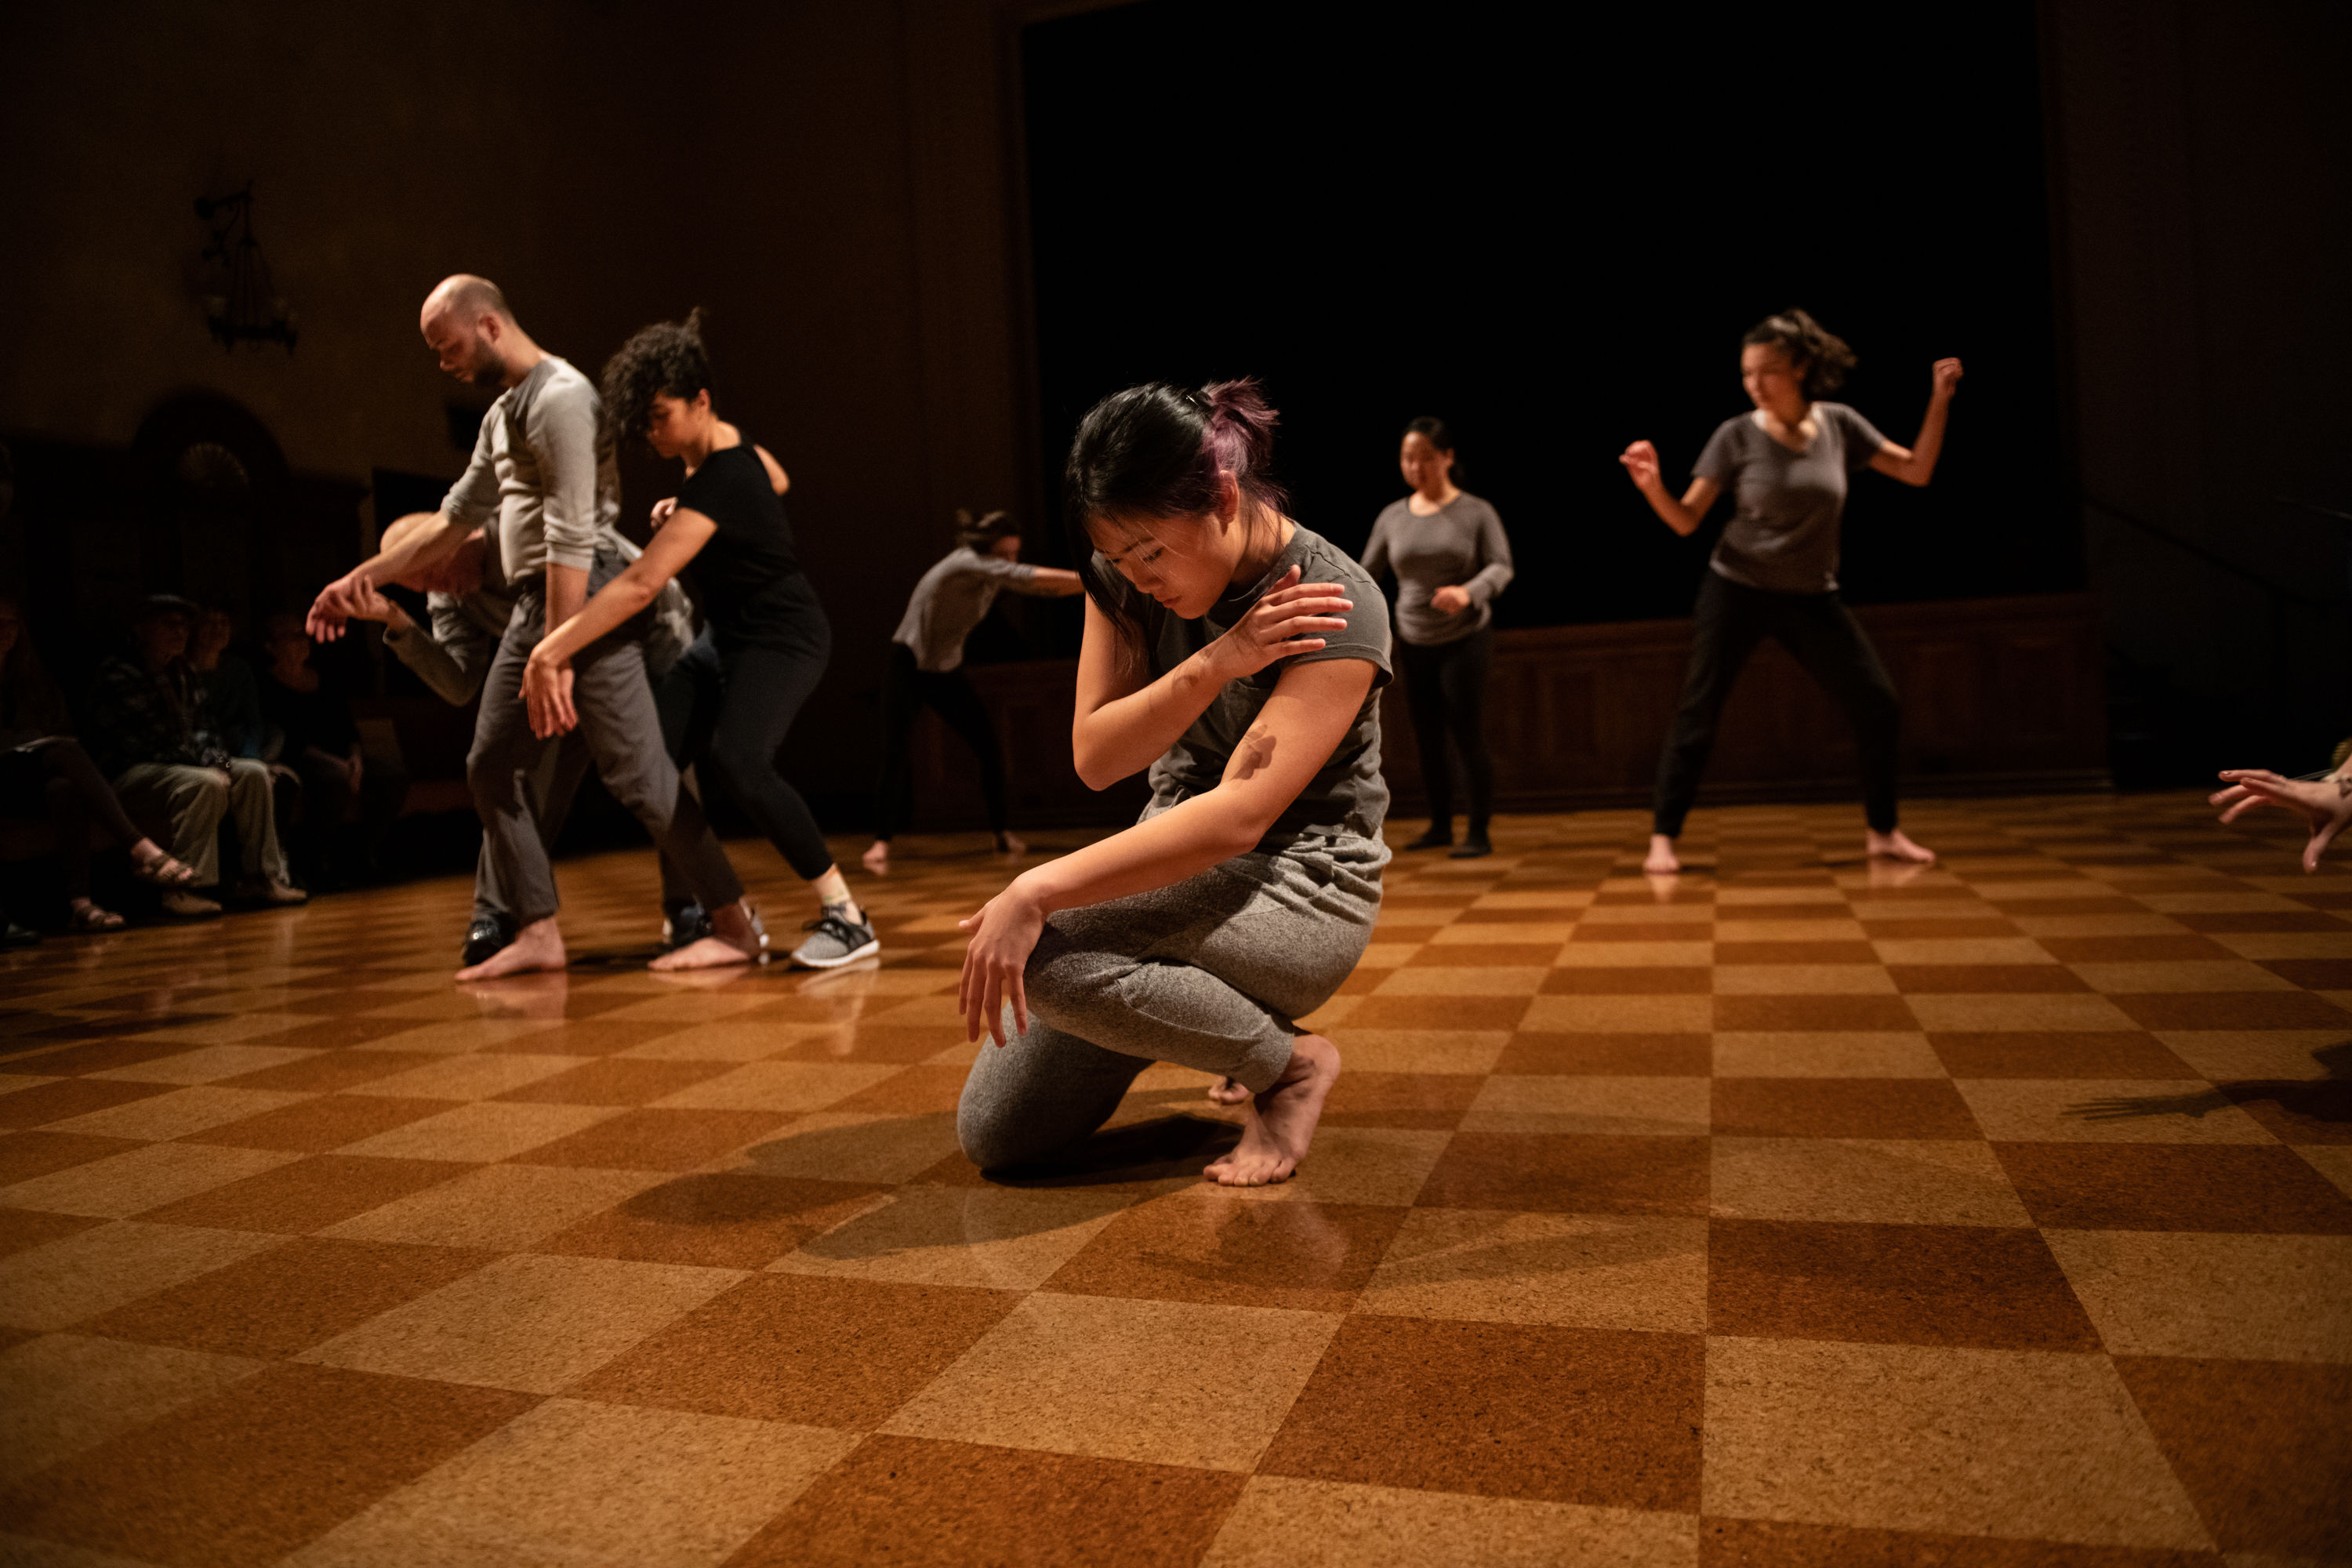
[1743,308,1857,399]
[1062,377,1287,646]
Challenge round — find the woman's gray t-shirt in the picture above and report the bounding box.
[1361,492,1514,646]
[1097,523,1392,851]
[1693,402,1888,594]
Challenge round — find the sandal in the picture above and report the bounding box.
[68,904,125,933]
[131,850,198,888]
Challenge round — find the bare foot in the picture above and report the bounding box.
[1866,828,1936,865]
[862,840,890,875]
[1207,1076,1250,1105]
[456,916,564,981]
[996,831,1027,858]
[1643,833,1682,874]
[652,900,763,971]
[1205,1035,1340,1187]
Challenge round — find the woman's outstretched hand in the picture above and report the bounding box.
[1931,358,1965,398]
[521,652,578,739]
[1619,439,1662,492]
[2213,769,2352,873]
[959,882,1046,1047]
[1214,565,1352,679]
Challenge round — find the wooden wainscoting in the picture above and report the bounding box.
[902,593,2108,830]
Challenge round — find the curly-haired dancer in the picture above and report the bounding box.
[523,312,876,968]
[1621,309,1961,873]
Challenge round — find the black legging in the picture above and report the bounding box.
[1653,571,1902,837]
[0,738,147,899]
[874,643,1007,840]
[1397,626,1495,833]
[655,627,833,905]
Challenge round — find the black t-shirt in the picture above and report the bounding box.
[673,445,826,650]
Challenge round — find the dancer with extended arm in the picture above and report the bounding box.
[953,379,1390,1187]
[1621,308,1959,873]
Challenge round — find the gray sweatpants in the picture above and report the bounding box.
[471,734,592,924]
[468,593,742,927]
[956,832,1386,1171]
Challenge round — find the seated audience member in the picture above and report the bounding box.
[260,613,406,887]
[191,607,265,760]
[2213,767,2352,872]
[0,596,199,931]
[86,596,305,914]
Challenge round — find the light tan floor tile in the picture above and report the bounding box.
[771,1185,1127,1290]
[2070,960,2299,993]
[720,1111,963,1184]
[1200,1475,1697,1567]
[614,1024,839,1062]
[300,1253,744,1394]
[0,1073,60,1095]
[1710,1138,2031,1226]
[1521,995,1714,1033]
[884,1291,1340,1471]
[1463,1076,1710,1137]
[1352,942,1422,969]
[1475,891,1596,910]
[1718,887,1843,906]
[1218,1127,1454,1208]
[1954,1079,2274,1144]
[345,1052,586,1102]
[1374,967,1552,996]
[322,1163,668,1250]
[646,1060,903,1112]
[2299,1145,2352,1200]
[1713,920,1867,943]
[281,1397,855,1568]
[2044,1230,2352,1363]
[2154,1031,2343,1082]
[44,1085,313,1142]
[358,1020,568,1056]
[336,1102,622,1163]
[86,1043,322,1083]
[0,1141,302,1218]
[1435,923,1576,946]
[1322,1031,1509,1075]
[1901,994,2141,1032]
[1870,938,2057,966]
[0,1331,261,1483]
[0,1221,289,1330]
[1711,1033,1944,1078]
[1703,1337,2210,1548]
[1554,942,1712,967]
[1356,1209,1706,1334]
[584,992,785,1022]
[1711,965,1895,994]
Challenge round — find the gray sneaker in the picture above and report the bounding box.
[790,907,878,968]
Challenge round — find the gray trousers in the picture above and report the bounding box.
[468,594,742,927]
[956,833,1385,1171]
[113,759,289,887]
[472,735,591,924]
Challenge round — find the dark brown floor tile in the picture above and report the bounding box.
[2259,957,2352,989]
[1594,889,1714,906]
[1569,923,1711,943]
[492,1058,738,1105]
[83,1236,495,1357]
[212,1049,443,1094]
[1857,918,2019,940]
[2170,910,2350,934]
[1320,1070,1484,1129]
[536,1173,884,1268]
[478,1018,699,1056]
[733,1434,1245,1568]
[777,1025,962,1063]
[2221,1079,2352,1145]
[3,1037,204,1076]
[1721,903,1852,924]
[1332,967,1388,996]
[1711,995,1920,1032]
[183,1094,459,1153]
[1344,996,1531,1030]
[1712,1078,1981,1140]
[235,1017,445,1053]
[2285,889,2352,910]
[1410,943,1565,967]
[1495,1033,1713,1076]
[1261,1316,1701,1509]
[1417,1133,1709,1215]
[1707,1219,2098,1350]
[1887,964,2089,993]
[1697,1517,2220,1566]
[1044,1197,1405,1311]
[138,1153,477,1232]
[1712,940,1880,964]
[2108,991,2352,1030]
[2035,935,2238,964]
[829,1065,977,1115]
[0,1205,106,1258]
[0,1362,536,1567]
[1541,967,1711,994]
[572,1273,1017,1427]
[1370,922,1447,942]
[0,1128,147,1185]
[1996,1143,2352,1233]
[1927,1032,2199,1080]
[517,1107,792,1171]
[0,1076,172,1130]
[2114,1356,2352,1559]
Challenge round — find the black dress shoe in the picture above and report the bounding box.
[2,921,40,948]
[662,903,712,949]
[1403,826,1454,851]
[460,912,517,967]
[1449,833,1494,859]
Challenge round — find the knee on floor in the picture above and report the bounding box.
[954,1103,1060,1172]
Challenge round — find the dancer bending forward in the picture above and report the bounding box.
[1622,308,1960,873]
[955,379,1391,1187]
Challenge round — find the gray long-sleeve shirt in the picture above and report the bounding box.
[1361,492,1514,647]
[441,355,617,581]
[891,547,1050,673]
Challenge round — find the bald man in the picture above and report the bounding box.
[310,276,760,979]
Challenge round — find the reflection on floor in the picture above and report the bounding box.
[0,794,2347,1566]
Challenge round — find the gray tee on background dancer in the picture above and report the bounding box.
[892,547,1040,673]
[1361,493,1513,646]
[1693,403,1889,595]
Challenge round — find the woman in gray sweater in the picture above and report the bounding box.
[1362,416,1513,858]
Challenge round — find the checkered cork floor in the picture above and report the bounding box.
[0,793,2347,1567]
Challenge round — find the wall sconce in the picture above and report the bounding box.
[194,183,296,352]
